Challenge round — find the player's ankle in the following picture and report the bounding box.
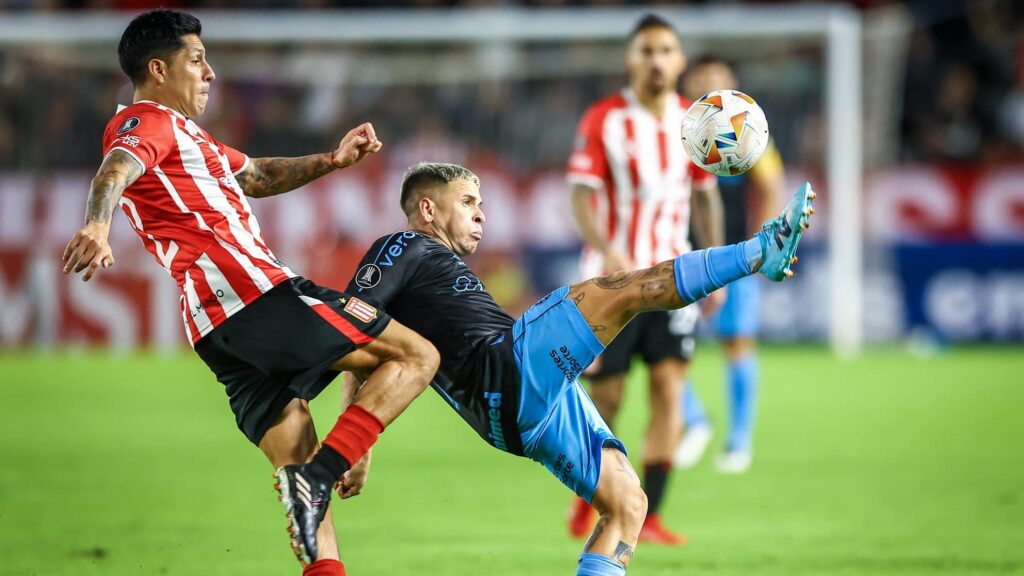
[308,445,350,483]
[303,558,346,576]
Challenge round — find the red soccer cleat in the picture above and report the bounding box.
[568,496,597,539]
[638,514,688,546]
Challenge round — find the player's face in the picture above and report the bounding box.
[161,34,215,118]
[683,62,738,100]
[435,179,486,256]
[627,27,685,96]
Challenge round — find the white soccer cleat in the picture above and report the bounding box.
[715,450,752,474]
[673,422,713,470]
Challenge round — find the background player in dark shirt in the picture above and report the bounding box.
[339,162,813,576]
[674,56,786,474]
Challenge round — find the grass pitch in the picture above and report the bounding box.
[1,345,1022,575]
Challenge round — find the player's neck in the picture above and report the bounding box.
[633,87,672,118]
[410,224,456,253]
[133,88,189,119]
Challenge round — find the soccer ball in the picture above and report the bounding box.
[680,89,770,177]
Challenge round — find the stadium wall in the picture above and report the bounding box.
[2,163,1022,350]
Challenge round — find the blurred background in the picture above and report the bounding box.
[0,0,1021,353]
[2,3,1023,576]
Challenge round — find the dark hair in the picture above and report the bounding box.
[629,13,679,41]
[400,162,480,217]
[689,54,734,70]
[118,9,202,85]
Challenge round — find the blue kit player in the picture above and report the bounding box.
[674,57,787,474]
[280,162,814,574]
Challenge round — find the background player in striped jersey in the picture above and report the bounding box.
[673,56,786,474]
[60,10,438,575]
[566,14,724,545]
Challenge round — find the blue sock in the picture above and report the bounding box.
[673,239,761,304]
[682,378,709,428]
[577,553,625,576]
[727,353,759,452]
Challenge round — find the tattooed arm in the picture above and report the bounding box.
[62,150,143,281]
[236,122,384,199]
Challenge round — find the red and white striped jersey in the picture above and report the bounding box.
[567,88,717,278]
[103,100,295,345]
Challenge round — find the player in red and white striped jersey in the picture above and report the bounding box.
[61,10,438,574]
[566,14,726,546]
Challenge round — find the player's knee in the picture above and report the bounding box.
[405,335,440,379]
[617,482,648,529]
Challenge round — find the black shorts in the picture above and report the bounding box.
[590,307,699,380]
[194,277,391,445]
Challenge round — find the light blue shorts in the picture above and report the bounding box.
[717,274,761,338]
[512,286,626,503]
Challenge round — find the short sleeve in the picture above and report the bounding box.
[566,105,610,191]
[346,231,426,308]
[102,107,175,174]
[216,140,251,176]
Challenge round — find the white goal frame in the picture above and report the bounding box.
[0,5,863,357]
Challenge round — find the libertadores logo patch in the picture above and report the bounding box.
[117,116,141,134]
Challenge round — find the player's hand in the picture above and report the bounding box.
[702,287,726,317]
[603,248,635,274]
[336,450,371,499]
[62,222,115,282]
[331,122,384,169]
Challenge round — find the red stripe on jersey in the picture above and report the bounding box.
[623,118,642,262]
[604,179,618,252]
[627,198,642,263]
[623,117,641,191]
[650,200,666,264]
[672,197,689,255]
[202,241,265,304]
[658,129,669,173]
[309,303,374,345]
[187,262,229,326]
[181,294,202,345]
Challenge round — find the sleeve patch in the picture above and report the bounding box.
[117,116,141,135]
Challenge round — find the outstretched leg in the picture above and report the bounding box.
[568,183,815,345]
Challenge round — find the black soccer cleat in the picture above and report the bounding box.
[273,464,332,564]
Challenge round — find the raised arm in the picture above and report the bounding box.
[62,150,143,281]
[236,122,383,198]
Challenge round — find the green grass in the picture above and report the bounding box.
[1,346,1022,575]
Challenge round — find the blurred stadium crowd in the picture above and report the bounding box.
[0,1,1022,170]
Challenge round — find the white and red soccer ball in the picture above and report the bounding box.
[680,89,770,177]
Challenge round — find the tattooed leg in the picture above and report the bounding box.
[568,237,762,347]
[580,447,646,570]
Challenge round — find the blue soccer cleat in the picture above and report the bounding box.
[756,182,815,281]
